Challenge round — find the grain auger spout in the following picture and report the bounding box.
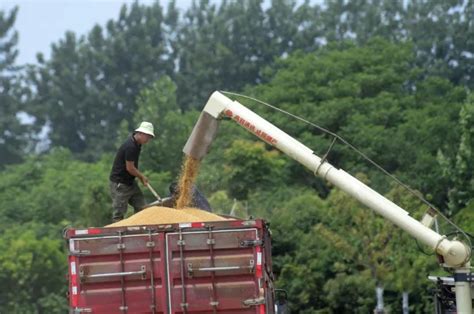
[183,107,221,160]
[183,91,472,313]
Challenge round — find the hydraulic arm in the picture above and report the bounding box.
[183,91,472,313]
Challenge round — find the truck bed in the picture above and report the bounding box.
[65,219,275,314]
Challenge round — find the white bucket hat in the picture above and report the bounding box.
[135,121,155,137]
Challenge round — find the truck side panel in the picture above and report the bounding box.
[66,220,275,314]
[166,229,263,313]
[69,232,167,313]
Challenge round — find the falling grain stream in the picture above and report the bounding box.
[175,155,201,209]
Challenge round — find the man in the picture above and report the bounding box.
[109,121,154,221]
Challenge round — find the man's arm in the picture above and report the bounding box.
[126,161,148,185]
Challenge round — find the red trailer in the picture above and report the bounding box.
[64,219,278,314]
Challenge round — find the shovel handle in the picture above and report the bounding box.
[146,183,162,201]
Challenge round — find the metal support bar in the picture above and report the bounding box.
[193,265,253,272]
[70,250,91,256]
[73,308,92,313]
[178,228,188,314]
[118,231,127,314]
[240,239,263,247]
[82,266,146,279]
[187,262,255,276]
[243,297,265,307]
[148,230,157,314]
[207,228,218,314]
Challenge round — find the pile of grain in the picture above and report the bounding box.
[106,206,227,227]
[175,155,200,209]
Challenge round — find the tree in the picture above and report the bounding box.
[250,38,465,209]
[438,94,474,215]
[403,0,474,88]
[269,191,333,312]
[0,7,24,167]
[0,148,113,227]
[223,139,287,199]
[174,0,304,109]
[317,0,474,88]
[0,224,68,313]
[452,201,474,233]
[25,2,174,160]
[270,175,435,313]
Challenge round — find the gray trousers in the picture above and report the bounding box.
[109,180,146,221]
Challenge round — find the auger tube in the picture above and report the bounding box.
[183,91,472,313]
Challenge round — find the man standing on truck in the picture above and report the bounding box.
[109,121,155,222]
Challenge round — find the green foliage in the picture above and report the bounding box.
[223,139,287,199]
[318,0,474,88]
[207,190,236,216]
[0,223,68,313]
[452,201,474,234]
[403,0,474,88]
[0,6,25,168]
[267,176,439,313]
[80,178,112,227]
[207,190,251,218]
[0,148,110,226]
[24,2,174,159]
[174,0,304,109]
[438,94,474,215]
[250,38,465,208]
[323,272,376,314]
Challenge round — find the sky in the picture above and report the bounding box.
[0,0,192,65]
[1,0,311,66]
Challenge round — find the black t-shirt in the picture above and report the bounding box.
[109,135,141,185]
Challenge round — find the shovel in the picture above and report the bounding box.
[146,182,162,202]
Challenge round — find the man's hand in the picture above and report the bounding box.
[139,175,149,186]
[126,161,148,186]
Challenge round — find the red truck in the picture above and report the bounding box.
[65,219,283,314]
